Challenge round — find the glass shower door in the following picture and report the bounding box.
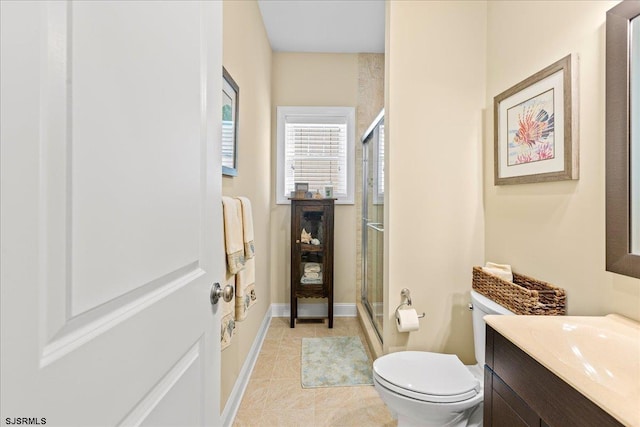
[362,114,384,341]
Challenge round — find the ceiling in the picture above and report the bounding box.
[257,0,385,53]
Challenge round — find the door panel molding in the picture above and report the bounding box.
[118,337,205,427]
[41,263,204,367]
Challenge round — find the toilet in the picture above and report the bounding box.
[373,290,514,427]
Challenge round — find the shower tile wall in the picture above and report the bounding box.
[356,54,384,300]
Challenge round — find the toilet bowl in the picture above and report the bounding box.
[373,290,514,427]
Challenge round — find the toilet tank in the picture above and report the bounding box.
[470,290,515,366]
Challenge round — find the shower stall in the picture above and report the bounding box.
[361,110,385,342]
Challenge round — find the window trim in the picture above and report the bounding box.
[276,106,355,205]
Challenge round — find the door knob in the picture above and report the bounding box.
[210,282,234,305]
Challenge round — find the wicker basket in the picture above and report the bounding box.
[472,266,566,315]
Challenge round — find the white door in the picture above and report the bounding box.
[0,1,224,425]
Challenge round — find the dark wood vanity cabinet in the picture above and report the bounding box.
[484,326,623,427]
[289,198,334,328]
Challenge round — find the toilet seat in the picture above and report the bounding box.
[373,351,480,404]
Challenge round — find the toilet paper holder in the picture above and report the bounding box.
[395,288,425,319]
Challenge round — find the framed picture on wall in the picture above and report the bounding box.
[222,67,239,176]
[493,54,579,185]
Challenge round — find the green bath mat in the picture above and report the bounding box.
[301,336,373,388]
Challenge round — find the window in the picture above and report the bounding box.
[276,106,355,204]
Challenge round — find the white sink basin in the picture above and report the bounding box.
[528,315,639,398]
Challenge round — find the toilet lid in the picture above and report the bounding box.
[373,351,480,403]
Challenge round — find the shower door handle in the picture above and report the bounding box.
[366,222,384,232]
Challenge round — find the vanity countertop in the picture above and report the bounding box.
[485,314,640,427]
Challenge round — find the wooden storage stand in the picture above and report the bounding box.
[289,198,335,328]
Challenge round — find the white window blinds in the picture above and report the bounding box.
[284,121,347,197]
[277,106,355,204]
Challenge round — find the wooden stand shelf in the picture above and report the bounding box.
[289,198,335,328]
[299,243,324,252]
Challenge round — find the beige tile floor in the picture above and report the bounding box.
[233,317,397,427]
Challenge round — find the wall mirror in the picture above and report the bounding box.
[606,1,640,278]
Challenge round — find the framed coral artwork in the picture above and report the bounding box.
[494,54,579,185]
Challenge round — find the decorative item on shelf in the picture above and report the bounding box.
[310,238,320,245]
[313,189,323,199]
[324,186,334,198]
[301,228,312,244]
[294,182,309,199]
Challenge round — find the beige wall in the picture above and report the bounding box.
[385,1,487,362]
[270,53,359,306]
[485,0,640,321]
[221,0,272,410]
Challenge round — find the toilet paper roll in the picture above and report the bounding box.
[396,308,420,332]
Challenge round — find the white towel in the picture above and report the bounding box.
[222,197,245,275]
[483,262,513,282]
[304,262,321,273]
[235,196,255,260]
[303,272,320,280]
[221,273,236,351]
[235,257,256,321]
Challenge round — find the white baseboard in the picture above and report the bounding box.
[220,309,271,427]
[271,302,357,318]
